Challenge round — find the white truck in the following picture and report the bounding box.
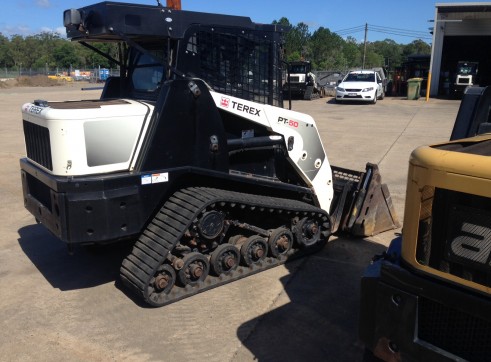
[283,61,326,100]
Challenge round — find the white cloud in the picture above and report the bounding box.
[0,24,65,38]
[36,0,52,8]
[39,26,66,37]
[56,26,66,36]
[0,25,31,37]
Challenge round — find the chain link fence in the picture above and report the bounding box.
[0,67,119,82]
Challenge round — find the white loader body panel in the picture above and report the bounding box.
[22,99,154,176]
[21,90,333,211]
[289,73,306,84]
[210,91,334,211]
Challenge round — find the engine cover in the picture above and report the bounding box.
[22,99,154,176]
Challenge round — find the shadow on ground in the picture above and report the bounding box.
[237,235,390,361]
[18,223,133,291]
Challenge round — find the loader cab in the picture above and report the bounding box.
[130,51,165,94]
[289,62,311,75]
[286,61,314,83]
[65,2,286,107]
[99,41,172,102]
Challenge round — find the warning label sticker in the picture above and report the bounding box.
[141,175,151,185]
[152,173,169,184]
[141,172,169,185]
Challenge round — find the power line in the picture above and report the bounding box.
[332,25,365,36]
[370,29,432,40]
[332,25,365,33]
[369,24,431,39]
[369,24,430,36]
[335,29,365,36]
[333,23,432,40]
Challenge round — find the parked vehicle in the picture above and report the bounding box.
[47,73,73,82]
[360,86,491,361]
[335,70,384,104]
[283,61,326,100]
[451,61,479,97]
[371,67,388,95]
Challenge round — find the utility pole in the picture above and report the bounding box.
[362,23,368,69]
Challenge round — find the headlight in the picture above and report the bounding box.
[337,86,345,92]
[362,87,374,92]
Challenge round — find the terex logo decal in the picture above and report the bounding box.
[221,97,230,108]
[27,105,43,114]
[232,101,261,117]
[278,116,299,128]
[221,97,261,117]
[232,101,261,116]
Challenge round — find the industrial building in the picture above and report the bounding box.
[429,2,491,96]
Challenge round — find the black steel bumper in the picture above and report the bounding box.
[283,83,306,94]
[20,158,158,245]
[360,237,491,362]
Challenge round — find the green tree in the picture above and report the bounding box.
[402,39,431,57]
[52,42,79,68]
[0,23,432,75]
[23,35,43,68]
[7,35,28,69]
[83,42,119,69]
[272,17,291,27]
[363,46,384,68]
[342,37,361,68]
[371,39,404,68]
[310,27,347,69]
[282,21,311,61]
[0,33,10,67]
[33,32,63,68]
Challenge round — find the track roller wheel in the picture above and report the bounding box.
[294,217,321,247]
[229,234,246,245]
[268,228,293,257]
[177,252,209,286]
[198,210,225,239]
[210,244,240,275]
[147,264,176,306]
[240,235,268,266]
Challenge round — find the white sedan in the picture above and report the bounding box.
[335,70,384,104]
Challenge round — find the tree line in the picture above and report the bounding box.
[0,18,431,72]
[0,32,116,71]
[274,17,431,70]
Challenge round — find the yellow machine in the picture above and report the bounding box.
[360,135,491,361]
[47,73,73,82]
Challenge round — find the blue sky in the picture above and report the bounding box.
[0,0,483,44]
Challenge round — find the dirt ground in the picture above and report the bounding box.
[0,75,70,88]
[0,85,460,361]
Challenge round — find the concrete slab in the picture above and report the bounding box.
[0,86,461,361]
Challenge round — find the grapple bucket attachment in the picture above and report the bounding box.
[330,163,400,237]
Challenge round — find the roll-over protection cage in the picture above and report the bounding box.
[64,1,286,107]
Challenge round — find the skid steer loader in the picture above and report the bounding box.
[360,86,491,361]
[20,1,398,307]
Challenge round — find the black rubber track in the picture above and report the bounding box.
[120,187,331,307]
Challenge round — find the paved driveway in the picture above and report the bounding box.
[0,86,460,361]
